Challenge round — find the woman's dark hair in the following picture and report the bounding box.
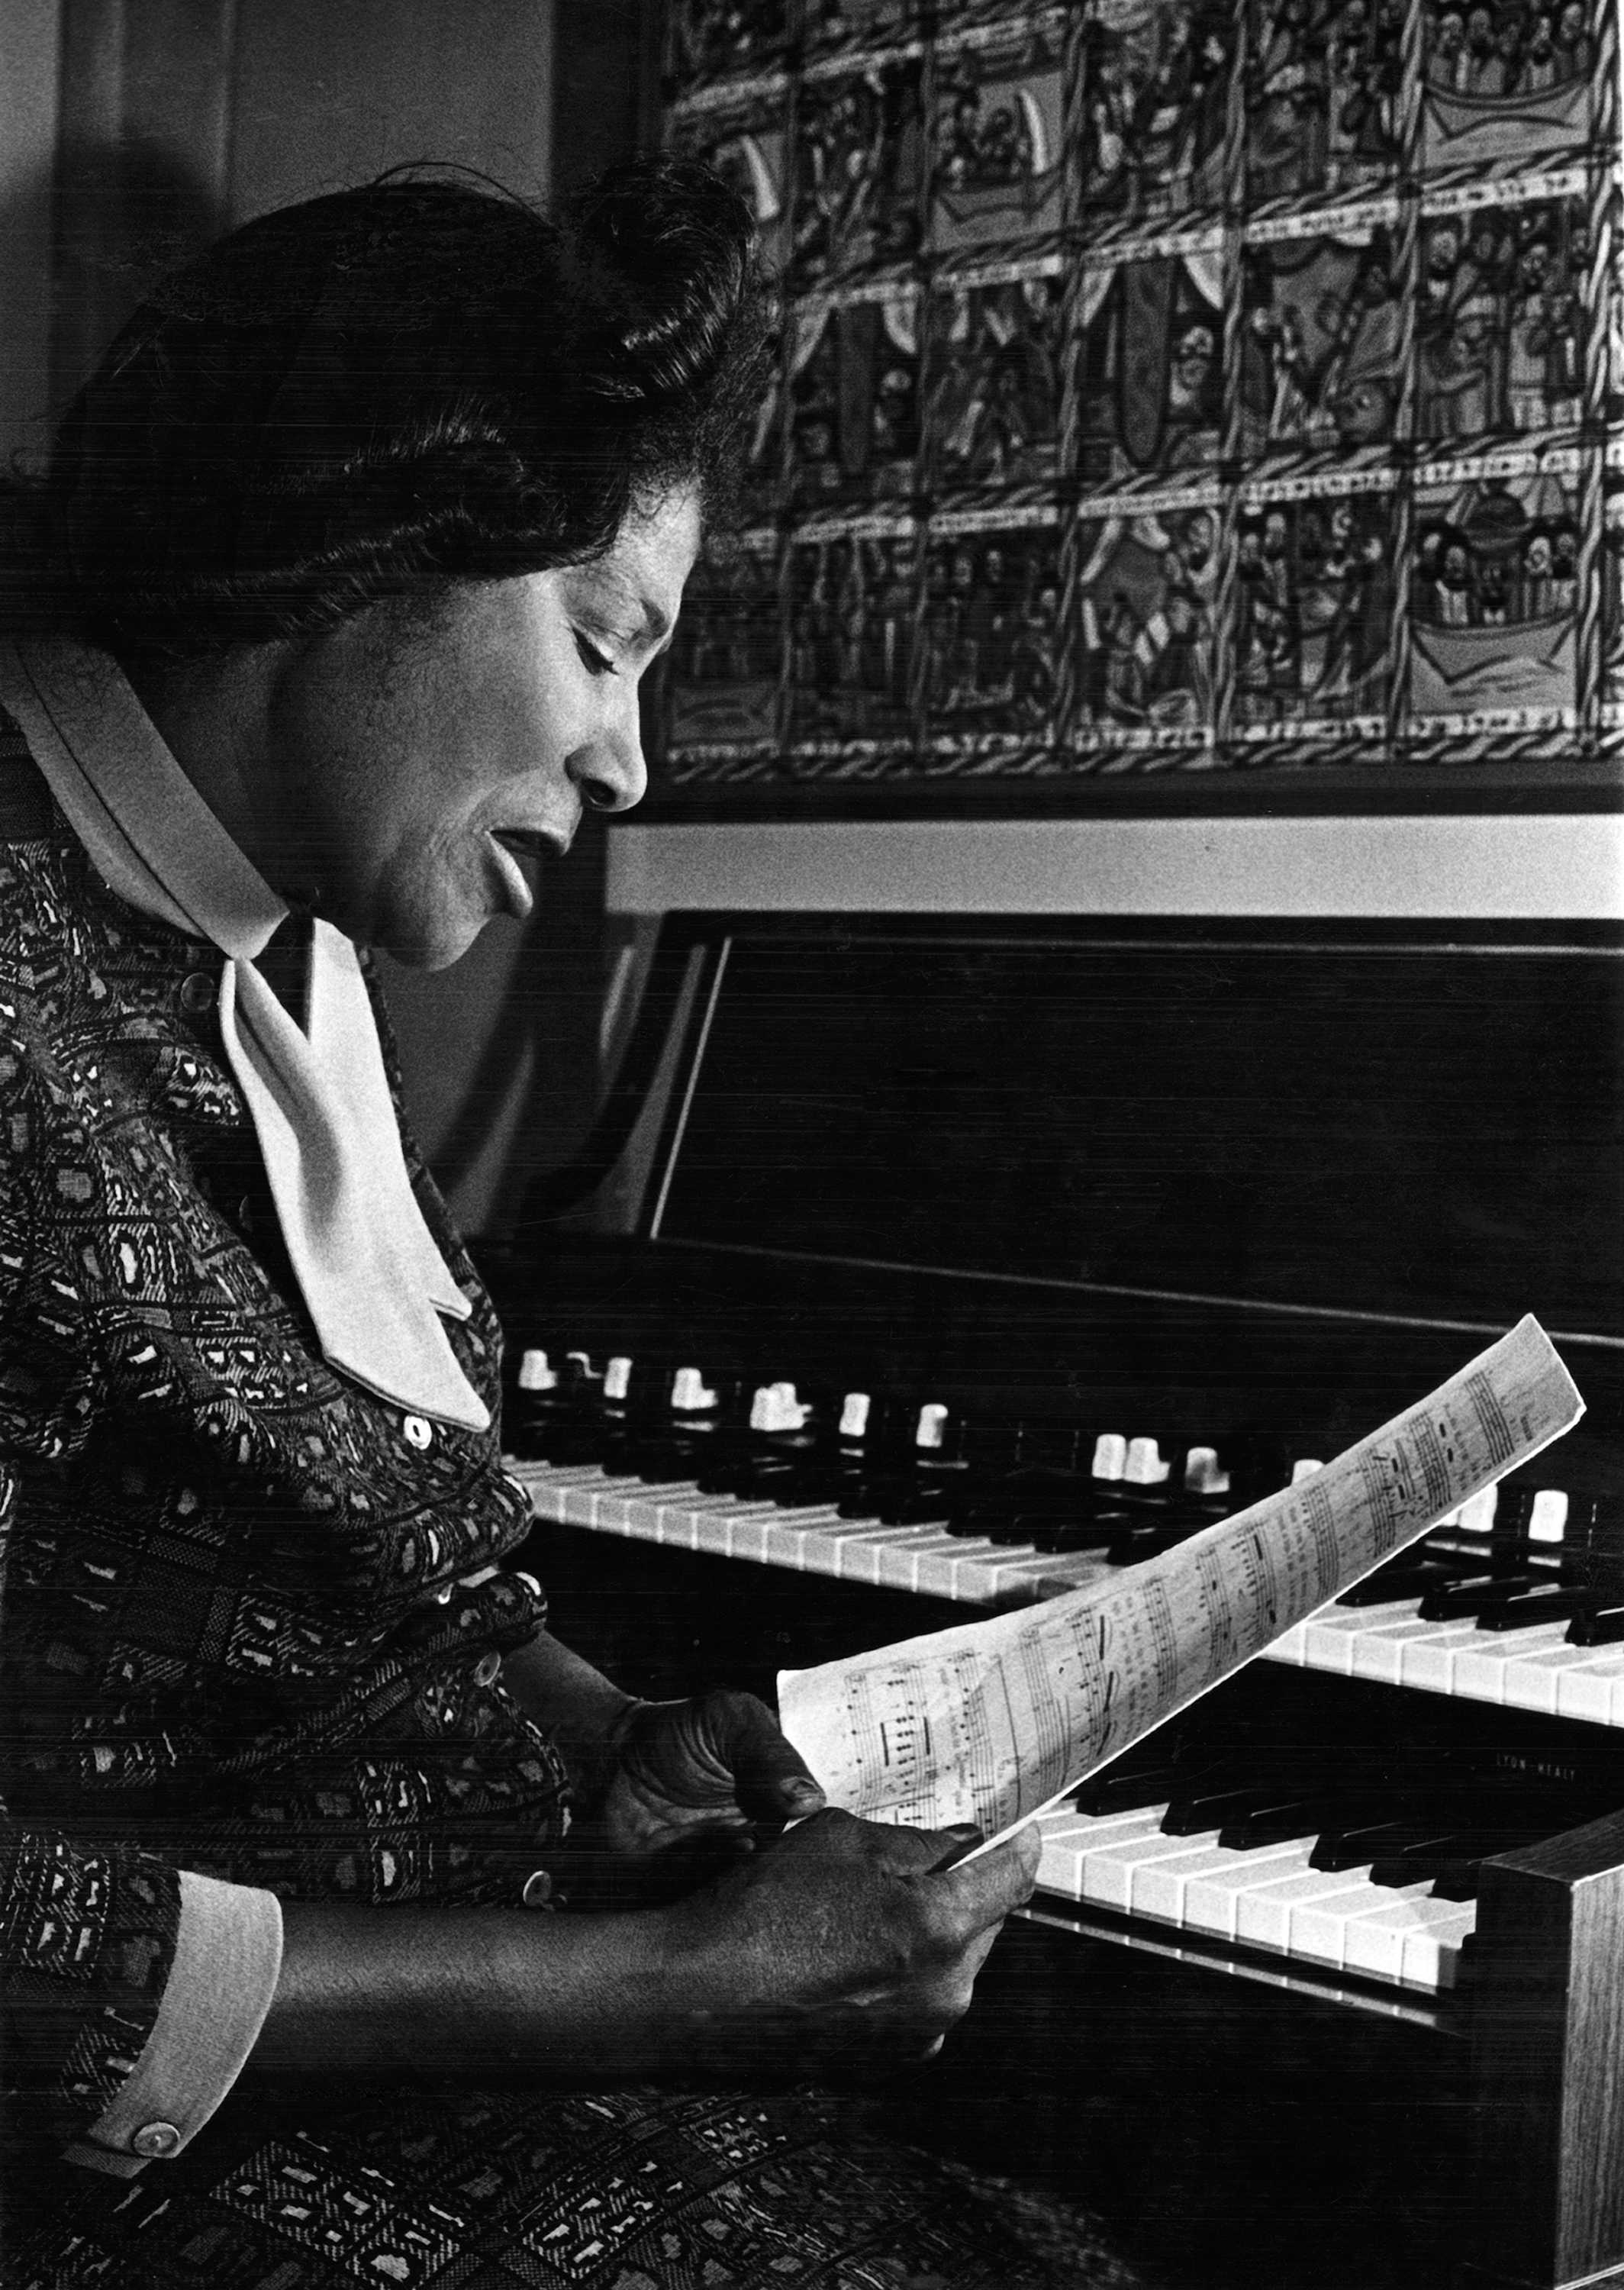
[5,157,771,666]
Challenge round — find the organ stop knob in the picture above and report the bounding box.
[1125,1437,1171,1487]
[671,1366,718,1412]
[517,1349,558,1393]
[1092,1434,1128,1482]
[839,1392,872,1440]
[914,1403,949,1450]
[1184,1446,1231,1496]
[750,1382,809,1434]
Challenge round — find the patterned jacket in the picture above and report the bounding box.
[0,714,566,2169]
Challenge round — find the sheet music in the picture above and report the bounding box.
[778,1316,1584,1853]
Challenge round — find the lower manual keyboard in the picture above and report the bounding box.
[1030,1800,1475,1995]
[509,1459,1624,1730]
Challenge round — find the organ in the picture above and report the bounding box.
[486,898,1624,2290]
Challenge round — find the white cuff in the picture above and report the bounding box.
[64,1869,283,2173]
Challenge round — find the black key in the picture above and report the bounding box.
[695,1457,765,1495]
[992,1468,1100,1514]
[1336,1561,1462,1609]
[1076,1759,1218,1814]
[839,1477,903,1519]
[772,1467,863,1509]
[1216,1792,1394,1852]
[874,1482,960,1526]
[595,1433,643,1479]
[981,1513,1053,1547]
[1161,1785,1304,1838]
[1311,1819,1452,1872]
[1427,1867,1483,1901]
[533,1423,611,1465]
[1104,1516,1211,1566]
[1368,1828,1539,1889]
[1073,1763,1191,1816]
[1369,1853,1483,1892]
[1417,1570,1545,1621]
[1470,1587,1593,1633]
[633,1438,717,1481]
[727,1458,817,1498]
[1567,1605,1624,1646]
[1030,1513,1129,1554]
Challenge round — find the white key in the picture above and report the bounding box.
[1181,1840,1322,1942]
[1300,1605,1416,1676]
[1342,1891,1477,1990]
[1132,1839,1247,1926]
[594,1484,703,1537]
[1503,1639,1624,1714]
[833,1523,960,1586]
[1397,1618,1503,1696]
[1406,1901,1477,1991]
[1236,1863,1377,1955]
[751,1506,864,1569]
[723,1505,841,1564]
[518,1462,612,1520]
[1081,1825,1227,1911]
[1036,1808,1168,1901]
[1448,1619,1574,1707]
[686,1498,791,1556]
[591,1479,693,1533]
[1290,1880,1434,1972]
[1030,1552,1116,1600]
[1555,1653,1624,1726]
[905,1535,1013,1599]
[1074,1808,1171,1866]
[1344,1610,1455,1687]
[1260,1620,1312,1666]
[952,1547,1078,1603]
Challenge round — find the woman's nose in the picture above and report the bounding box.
[569,708,647,815]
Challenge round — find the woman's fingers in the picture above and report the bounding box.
[647,1806,1046,2082]
[699,1690,827,1823]
[930,1825,1042,1940]
[619,1692,826,1827]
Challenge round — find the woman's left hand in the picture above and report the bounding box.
[585,1690,827,1893]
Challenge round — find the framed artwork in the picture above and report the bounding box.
[656,0,1622,817]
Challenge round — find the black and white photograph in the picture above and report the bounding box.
[0,5,1620,2290]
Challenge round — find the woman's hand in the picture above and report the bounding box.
[256,1808,1039,2090]
[652,1808,1042,2078]
[575,1689,827,1896]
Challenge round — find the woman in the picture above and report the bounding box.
[0,165,1142,2287]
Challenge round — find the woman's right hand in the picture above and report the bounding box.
[649,1808,1041,2077]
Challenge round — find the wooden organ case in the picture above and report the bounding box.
[491,905,1624,2290]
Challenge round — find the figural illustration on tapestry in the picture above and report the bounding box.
[659,0,1620,806]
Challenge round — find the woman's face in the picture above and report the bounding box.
[263,486,700,967]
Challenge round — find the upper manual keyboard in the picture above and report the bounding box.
[509,1455,1624,1729]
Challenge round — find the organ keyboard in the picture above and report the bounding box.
[488,909,1624,2289]
[508,1440,1624,1730]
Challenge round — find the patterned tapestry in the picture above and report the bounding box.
[655,0,1622,810]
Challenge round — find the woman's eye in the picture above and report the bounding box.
[573,629,616,677]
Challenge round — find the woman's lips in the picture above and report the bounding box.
[486,831,541,918]
[491,827,559,863]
